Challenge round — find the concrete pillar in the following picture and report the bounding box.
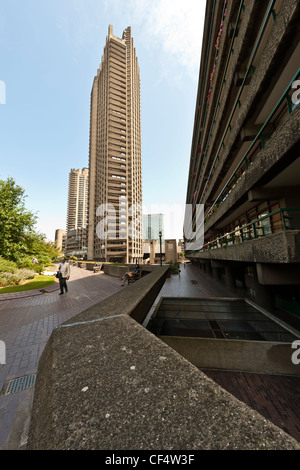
[206,263,212,276]
[212,267,220,280]
[245,264,273,311]
[225,265,236,289]
[254,284,273,311]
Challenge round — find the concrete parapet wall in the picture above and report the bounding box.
[189,231,300,264]
[160,337,300,376]
[85,262,102,271]
[103,264,133,277]
[27,266,300,450]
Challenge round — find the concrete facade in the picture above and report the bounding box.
[143,239,179,264]
[54,229,66,252]
[185,0,300,318]
[65,227,87,259]
[87,25,143,264]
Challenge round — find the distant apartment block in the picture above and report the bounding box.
[67,168,89,231]
[143,239,178,264]
[87,25,143,263]
[66,168,89,257]
[143,214,164,241]
[66,228,87,259]
[185,0,300,318]
[54,229,66,252]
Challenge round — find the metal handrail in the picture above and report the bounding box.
[204,68,300,221]
[198,0,277,205]
[192,0,245,202]
[187,0,217,201]
[188,0,239,202]
[186,208,300,253]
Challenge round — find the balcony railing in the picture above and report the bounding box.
[186,208,300,254]
[189,0,294,209]
[202,69,300,225]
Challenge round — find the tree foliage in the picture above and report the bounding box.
[0,177,61,264]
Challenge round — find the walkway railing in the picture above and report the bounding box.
[186,208,300,254]
[202,69,300,225]
[189,0,281,204]
[196,0,279,206]
[188,0,245,203]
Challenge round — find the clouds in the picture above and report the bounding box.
[55,0,205,83]
[139,0,205,80]
[116,0,205,82]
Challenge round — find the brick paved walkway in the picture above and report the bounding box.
[0,266,123,449]
[202,370,300,443]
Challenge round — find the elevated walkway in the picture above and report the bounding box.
[27,264,300,450]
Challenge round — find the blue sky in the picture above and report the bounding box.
[0,0,205,241]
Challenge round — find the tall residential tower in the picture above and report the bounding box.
[66,167,89,258]
[66,168,89,231]
[87,25,143,263]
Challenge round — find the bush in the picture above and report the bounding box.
[169,261,180,274]
[17,257,46,273]
[0,267,35,287]
[0,256,18,274]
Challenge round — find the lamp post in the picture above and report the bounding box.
[159,230,162,266]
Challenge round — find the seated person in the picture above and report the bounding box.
[93,263,100,273]
[120,264,140,286]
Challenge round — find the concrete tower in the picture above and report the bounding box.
[87,25,143,263]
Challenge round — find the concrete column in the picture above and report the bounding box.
[212,267,220,280]
[206,263,212,276]
[254,284,273,311]
[245,264,273,311]
[225,265,236,289]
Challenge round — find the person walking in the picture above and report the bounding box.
[57,257,70,295]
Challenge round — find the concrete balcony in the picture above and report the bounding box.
[188,230,300,265]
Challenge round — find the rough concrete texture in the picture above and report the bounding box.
[191,230,300,264]
[27,267,300,450]
[204,105,300,235]
[27,315,300,450]
[203,0,300,213]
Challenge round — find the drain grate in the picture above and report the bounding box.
[5,374,36,395]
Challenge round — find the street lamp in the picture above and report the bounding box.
[159,230,162,266]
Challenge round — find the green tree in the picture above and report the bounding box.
[0,178,37,261]
[24,231,61,264]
